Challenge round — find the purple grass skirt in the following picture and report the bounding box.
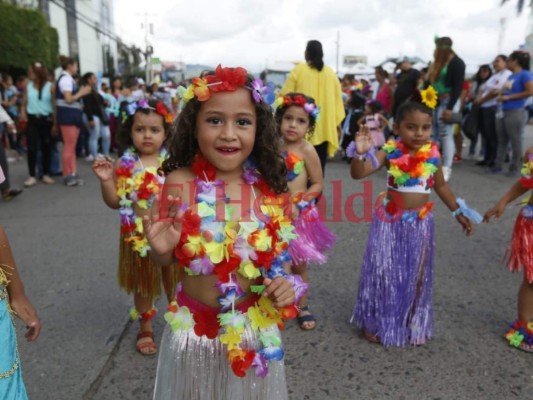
[350,203,435,346]
[288,204,336,264]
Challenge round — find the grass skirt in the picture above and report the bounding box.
[506,205,533,283]
[118,232,179,301]
[153,292,288,400]
[350,204,435,346]
[0,284,28,399]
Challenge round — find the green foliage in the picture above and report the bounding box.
[0,2,59,70]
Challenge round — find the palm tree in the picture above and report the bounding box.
[501,0,533,15]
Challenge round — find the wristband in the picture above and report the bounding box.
[451,198,482,224]
[346,141,380,169]
[285,274,308,304]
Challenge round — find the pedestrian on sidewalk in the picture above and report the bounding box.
[19,62,57,187]
[0,105,22,201]
[484,145,533,353]
[55,55,91,187]
[0,169,41,397]
[348,87,481,347]
[92,98,179,356]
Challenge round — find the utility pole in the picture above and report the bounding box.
[137,10,157,83]
[335,31,340,74]
[498,17,506,54]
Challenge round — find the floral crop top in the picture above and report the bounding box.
[282,151,304,181]
[383,139,440,194]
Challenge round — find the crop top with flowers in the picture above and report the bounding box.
[382,139,440,194]
[282,151,304,181]
[165,154,307,379]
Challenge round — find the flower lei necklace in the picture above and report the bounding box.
[164,154,307,378]
[116,147,168,257]
[382,139,440,188]
[520,153,533,189]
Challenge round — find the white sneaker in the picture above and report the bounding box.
[24,177,37,187]
[85,155,95,162]
[442,166,452,182]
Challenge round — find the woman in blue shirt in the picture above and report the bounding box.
[492,51,533,176]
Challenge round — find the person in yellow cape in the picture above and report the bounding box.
[280,40,345,174]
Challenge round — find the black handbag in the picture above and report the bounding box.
[462,105,479,142]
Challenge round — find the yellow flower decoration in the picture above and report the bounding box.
[420,86,438,109]
[248,305,274,330]
[238,260,261,279]
[220,326,244,350]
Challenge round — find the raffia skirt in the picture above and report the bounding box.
[506,205,533,284]
[118,233,180,301]
[153,292,288,400]
[350,203,435,346]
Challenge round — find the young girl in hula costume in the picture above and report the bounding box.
[92,99,179,355]
[484,146,533,353]
[348,86,482,347]
[0,165,41,398]
[274,92,335,330]
[142,66,307,399]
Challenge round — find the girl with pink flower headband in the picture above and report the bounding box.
[143,65,305,399]
[92,98,179,356]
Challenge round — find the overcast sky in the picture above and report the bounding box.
[113,0,531,74]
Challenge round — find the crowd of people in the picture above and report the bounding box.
[1,36,533,399]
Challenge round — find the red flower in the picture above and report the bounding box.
[254,178,275,197]
[116,166,133,178]
[520,176,533,189]
[230,349,256,377]
[193,308,220,339]
[293,95,306,106]
[280,304,298,320]
[181,210,202,237]
[155,102,168,117]
[385,199,398,216]
[214,253,241,282]
[254,249,275,270]
[191,154,217,181]
[426,175,435,189]
[208,65,247,93]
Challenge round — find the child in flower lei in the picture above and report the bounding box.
[92,99,179,357]
[484,147,533,353]
[274,92,335,331]
[348,95,481,347]
[144,66,304,399]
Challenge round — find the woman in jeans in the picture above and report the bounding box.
[81,72,111,161]
[55,55,91,187]
[429,36,465,182]
[492,51,533,176]
[20,62,56,186]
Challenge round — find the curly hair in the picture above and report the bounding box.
[162,72,288,194]
[274,92,318,138]
[116,99,173,150]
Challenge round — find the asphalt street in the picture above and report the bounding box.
[3,129,533,400]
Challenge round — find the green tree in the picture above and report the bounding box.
[0,2,59,71]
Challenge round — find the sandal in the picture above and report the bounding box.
[297,305,316,330]
[136,330,157,355]
[505,320,533,353]
[131,306,158,355]
[362,329,380,344]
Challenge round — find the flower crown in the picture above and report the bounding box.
[410,85,438,110]
[274,94,320,120]
[177,65,275,105]
[122,99,175,124]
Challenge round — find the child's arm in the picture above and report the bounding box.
[350,125,386,179]
[92,158,120,209]
[143,170,184,265]
[377,114,389,130]
[484,181,528,222]
[433,166,474,236]
[0,226,41,341]
[302,144,323,201]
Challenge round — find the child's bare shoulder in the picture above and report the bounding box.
[300,141,318,158]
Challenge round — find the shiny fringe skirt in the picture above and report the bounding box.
[153,295,288,400]
[350,205,435,346]
[506,205,533,283]
[118,233,179,301]
[0,285,28,399]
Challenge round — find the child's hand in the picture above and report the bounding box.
[92,158,114,182]
[456,214,474,236]
[354,124,372,154]
[262,277,295,308]
[142,195,184,256]
[483,202,506,222]
[10,295,41,341]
